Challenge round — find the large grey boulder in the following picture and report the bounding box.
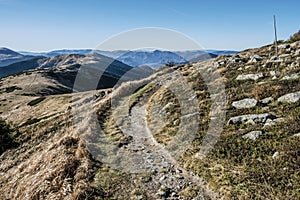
[232,98,258,109]
[242,131,263,140]
[236,73,264,81]
[227,113,276,125]
[277,91,300,103]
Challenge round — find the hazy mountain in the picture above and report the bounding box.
[20,49,237,68]
[0,56,46,78]
[206,49,238,55]
[174,50,237,61]
[0,52,153,94]
[115,50,188,68]
[189,52,218,63]
[0,47,35,67]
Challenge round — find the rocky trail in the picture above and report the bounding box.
[108,97,215,199]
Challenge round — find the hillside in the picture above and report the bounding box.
[0,48,36,67]
[0,39,299,199]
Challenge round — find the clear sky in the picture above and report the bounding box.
[1,0,299,52]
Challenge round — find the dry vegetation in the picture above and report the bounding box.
[0,34,300,199]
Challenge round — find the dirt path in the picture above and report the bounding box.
[112,102,215,199]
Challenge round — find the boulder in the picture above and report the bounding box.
[278,44,290,49]
[232,98,258,109]
[260,97,274,104]
[292,133,300,137]
[272,151,279,159]
[227,113,276,125]
[264,119,276,127]
[278,54,291,59]
[249,54,263,63]
[277,91,300,103]
[242,131,263,140]
[290,41,300,48]
[236,73,264,81]
[281,74,299,80]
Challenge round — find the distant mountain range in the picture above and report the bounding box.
[0,47,237,78]
[19,48,237,64]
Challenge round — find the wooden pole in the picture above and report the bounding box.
[274,15,278,58]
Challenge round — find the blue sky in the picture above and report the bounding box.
[0,0,299,51]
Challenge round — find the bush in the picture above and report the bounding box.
[288,30,300,43]
[27,97,46,106]
[21,118,41,127]
[0,118,18,155]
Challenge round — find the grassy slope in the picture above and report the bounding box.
[131,42,300,199]
[0,40,299,199]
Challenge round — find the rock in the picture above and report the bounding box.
[175,174,184,179]
[290,41,300,48]
[273,117,285,123]
[249,54,263,63]
[260,97,274,104]
[262,107,270,111]
[278,44,290,49]
[236,73,264,81]
[156,190,166,197]
[278,54,291,59]
[228,55,243,64]
[272,151,279,159]
[269,71,279,76]
[281,74,299,80]
[217,59,227,65]
[227,113,276,125]
[232,98,258,109]
[292,133,300,137]
[277,91,300,103]
[159,175,166,181]
[136,195,144,200]
[258,81,266,85]
[242,131,263,140]
[173,119,180,126]
[245,65,253,69]
[270,56,278,61]
[156,187,171,198]
[171,192,178,197]
[264,119,276,127]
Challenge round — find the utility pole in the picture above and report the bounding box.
[273,15,278,58]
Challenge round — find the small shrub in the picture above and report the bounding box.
[21,118,41,127]
[27,97,46,106]
[0,118,18,155]
[288,30,300,43]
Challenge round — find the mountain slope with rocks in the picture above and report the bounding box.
[0,35,299,199]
